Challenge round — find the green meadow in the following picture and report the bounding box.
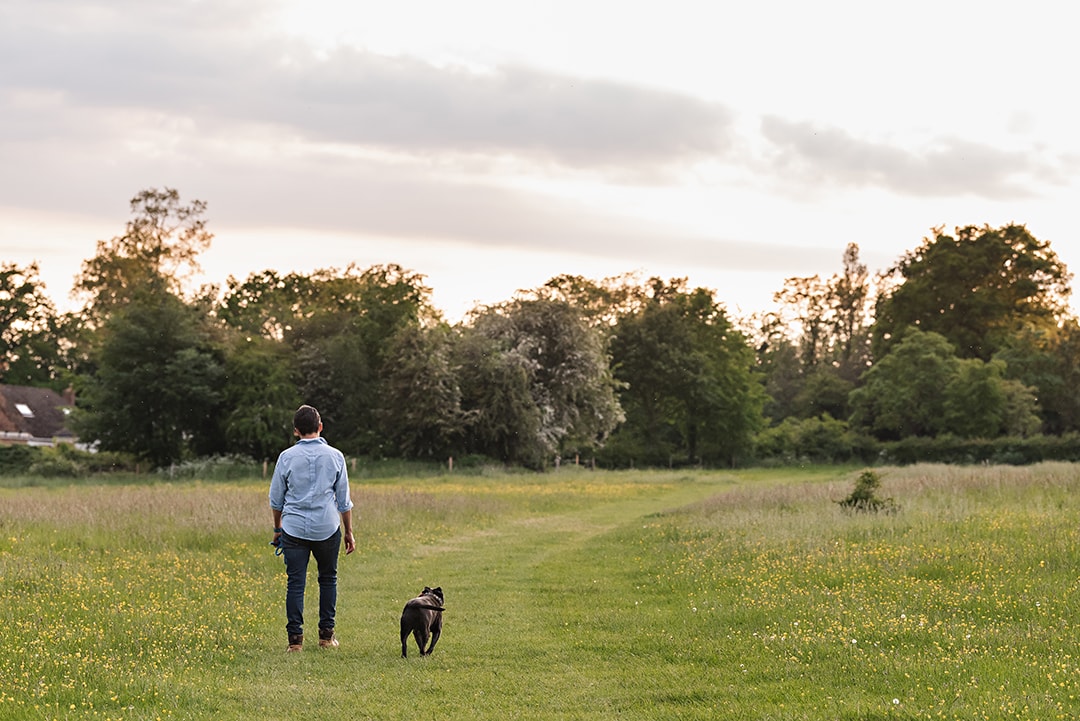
[2,463,1080,720]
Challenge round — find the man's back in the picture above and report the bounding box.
[269,437,351,541]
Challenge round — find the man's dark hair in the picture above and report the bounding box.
[293,405,321,435]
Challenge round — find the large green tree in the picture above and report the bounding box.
[71,189,228,465]
[793,366,854,421]
[755,320,803,423]
[221,334,302,460]
[219,264,438,454]
[942,358,1040,438]
[851,329,959,439]
[0,262,64,387]
[378,324,466,460]
[757,244,871,427]
[73,289,225,466]
[995,320,1080,435]
[75,188,212,325]
[453,323,542,465]
[455,298,624,467]
[872,224,1071,361]
[607,279,764,466]
[217,264,440,455]
[850,327,1040,440]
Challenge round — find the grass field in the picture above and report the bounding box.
[2,463,1080,720]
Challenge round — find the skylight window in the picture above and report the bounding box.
[14,403,34,418]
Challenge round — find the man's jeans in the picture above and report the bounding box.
[281,528,342,636]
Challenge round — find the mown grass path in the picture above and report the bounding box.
[248,471,751,721]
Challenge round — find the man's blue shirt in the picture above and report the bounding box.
[269,437,353,541]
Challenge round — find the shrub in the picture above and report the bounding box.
[78,449,140,474]
[753,416,879,466]
[10,444,139,478]
[0,444,39,474]
[838,469,899,514]
[29,453,86,478]
[872,434,1080,467]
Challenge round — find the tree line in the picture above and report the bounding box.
[3,188,1078,469]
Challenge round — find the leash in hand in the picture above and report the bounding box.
[270,528,285,559]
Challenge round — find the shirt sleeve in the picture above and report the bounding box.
[335,451,354,514]
[268,454,287,511]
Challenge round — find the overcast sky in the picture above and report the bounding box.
[2,0,1077,321]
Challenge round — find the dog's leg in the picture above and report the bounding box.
[426,618,442,655]
[416,627,430,656]
[400,619,409,658]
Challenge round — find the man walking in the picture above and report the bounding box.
[269,405,355,651]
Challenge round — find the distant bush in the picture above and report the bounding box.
[29,452,85,478]
[750,427,1080,469]
[79,449,140,474]
[879,434,1080,466]
[753,416,878,466]
[0,443,138,477]
[838,469,899,514]
[0,444,38,474]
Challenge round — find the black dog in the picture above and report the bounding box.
[400,586,445,658]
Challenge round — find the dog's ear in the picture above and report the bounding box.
[433,586,443,596]
[422,586,432,594]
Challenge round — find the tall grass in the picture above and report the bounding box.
[642,463,1080,719]
[1,465,1078,719]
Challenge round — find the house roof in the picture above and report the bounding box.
[0,384,75,443]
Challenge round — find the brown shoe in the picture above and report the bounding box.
[287,633,303,652]
[318,628,339,648]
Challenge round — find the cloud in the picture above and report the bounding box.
[0,0,734,172]
[266,53,734,169]
[760,117,1074,199]
[0,118,830,281]
[188,148,833,276]
[0,0,746,276]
